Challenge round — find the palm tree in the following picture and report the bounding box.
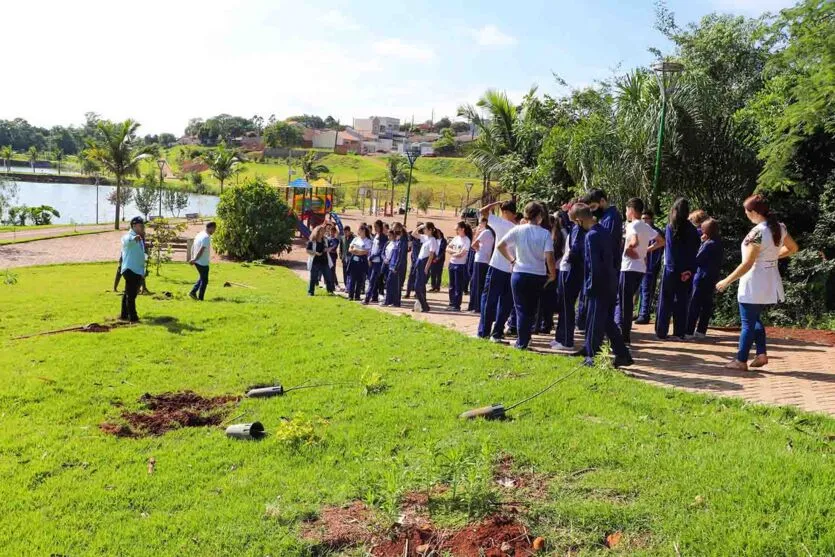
[200,142,245,194]
[27,146,39,173]
[0,146,13,173]
[384,153,408,211]
[52,148,65,175]
[86,119,157,229]
[299,150,329,182]
[77,148,100,176]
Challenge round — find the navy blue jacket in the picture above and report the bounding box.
[396,234,409,273]
[584,223,617,300]
[409,235,422,263]
[433,236,448,265]
[566,224,586,283]
[647,224,664,274]
[664,222,700,274]
[694,239,723,281]
[599,206,623,269]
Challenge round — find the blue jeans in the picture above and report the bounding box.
[448,263,467,309]
[414,257,431,311]
[615,270,644,342]
[478,267,513,339]
[737,303,767,362]
[190,263,210,300]
[308,261,330,295]
[511,272,546,349]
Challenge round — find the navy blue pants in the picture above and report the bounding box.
[737,303,767,362]
[448,263,467,309]
[511,272,546,349]
[383,266,401,306]
[536,278,558,333]
[406,257,418,296]
[584,294,630,362]
[555,270,582,348]
[686,275,717,335]
[348,257,368,300]
[190,263,210,300]
[637,267,660,321]
[364,260,383,303]
[468,261,489,312]
[576,291,587,331]
[478,267,513,339]
[430,258,444,290]
[655,269,692,339]
[414,257,431,311]
[615,270,644,342]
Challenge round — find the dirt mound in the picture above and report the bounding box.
[100,391,238,437]
[494,454,551,500]
[300,501,377,550]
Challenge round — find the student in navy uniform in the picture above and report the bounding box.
[583,188,623,271]
[689,210,708,237]
[429,229,447,292]
[339,226,355,293]
[393,222,409,292]
[363,220,387,305]
[496,202,557,350]
[464,239,475,295]
[445,221,472,311]
[570,203,633,367]
[476,200,518,341]
[380,229,396,297]
[552,204,586,352]
[411,222,439,313]
[656,198,701,340]
[383,228,404,307]
[614,198,665,344]
[535,214,564,334]
[686,218,723,339]
[467,217,495,313]
[404,225,423,299]
[635,210,664,324]
[347,224,372,301]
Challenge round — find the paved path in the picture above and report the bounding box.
[0,224,114,242]
[282,245,835,416]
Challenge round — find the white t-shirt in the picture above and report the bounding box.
[383,241,395,264]
[192,230,212,266]
[474,228,495,263]
[487,215,515,273]
[370,235,383,258]
[558,229,572,272]
[620,220,659,273]
[448,235,472,265]
[349,236,372,261]
[417,234,438,260]
[500,223,554,276]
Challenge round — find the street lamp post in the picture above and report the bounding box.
[402,147,420,226]
[157,159,166,219]
[650,60,684,214]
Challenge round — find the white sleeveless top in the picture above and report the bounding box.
[737,221,786,305]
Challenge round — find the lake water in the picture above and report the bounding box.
[8,181,219,225]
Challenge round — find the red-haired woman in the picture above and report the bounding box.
[716,195,798,371]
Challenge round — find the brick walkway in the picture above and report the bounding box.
[284,248,835,416]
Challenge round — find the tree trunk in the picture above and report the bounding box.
[114,177,121,230]
[220,178,224,194]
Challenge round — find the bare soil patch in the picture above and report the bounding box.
[100,391,238,437]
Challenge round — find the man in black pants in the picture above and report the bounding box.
[120,217,146,322]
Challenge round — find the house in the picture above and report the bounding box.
[353,116,401,139]
[311,128,364,153]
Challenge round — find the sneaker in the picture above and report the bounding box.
[413,301,421,312]
[505,328,518,337]
[189,291,198,300]
[634,317,650,325]
[512,344,527,350]
[684,334,696,340]
[613,354,635,368]
[549,340,573,352]
[694,331,707,339]
[489,337,503,344]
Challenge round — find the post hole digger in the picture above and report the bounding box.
[459,362,585,420]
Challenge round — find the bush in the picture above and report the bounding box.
[213,177,295,260]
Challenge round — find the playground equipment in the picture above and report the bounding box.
[280,178,338,239]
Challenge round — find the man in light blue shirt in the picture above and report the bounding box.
[120,217,146,322]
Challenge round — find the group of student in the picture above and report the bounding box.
[309,188,799,371]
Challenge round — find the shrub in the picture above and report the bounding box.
[414,189,433,214]
[213,177,295,260]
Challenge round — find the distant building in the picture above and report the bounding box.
[353,116,401,139]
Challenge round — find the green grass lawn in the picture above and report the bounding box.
[2,263,834,556]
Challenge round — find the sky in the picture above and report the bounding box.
[0,0,795,136]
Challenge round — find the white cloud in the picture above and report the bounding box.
[710,0,795,15]
[320,9,361,31]
[372,38,435,62]
[469,24,517,47]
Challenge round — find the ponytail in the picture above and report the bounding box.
[744,194,782,245]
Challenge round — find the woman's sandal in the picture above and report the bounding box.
[749,354,769,368]
[724,359,749,371]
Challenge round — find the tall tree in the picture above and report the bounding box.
[299,151,329,182]
[0,146,12,173]
[52,148,64,175]
[86,119,157,229]
[201,142,245,194]
[27,146,39,172]
[384,153,409,210]
[263,121,304,148]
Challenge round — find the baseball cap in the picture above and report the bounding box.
[130,216,145,226]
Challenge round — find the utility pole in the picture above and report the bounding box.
[650,60,684,214]
[157,159,166,218]
[402,148,420,226]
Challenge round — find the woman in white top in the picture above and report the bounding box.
[496,202,557,349]
[716,195,798,371]
[410,222,438,312]
[445,221,473,311]
[347,224,373,301]
[467,217,495,313]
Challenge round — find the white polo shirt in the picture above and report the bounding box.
[448,235,471,265]
[500,223,553,276]
[417,234,438,260]
[620,220,659,273]
[487,215,515,273]
[474,228,495,263]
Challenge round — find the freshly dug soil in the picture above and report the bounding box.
[100,391,238,437]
